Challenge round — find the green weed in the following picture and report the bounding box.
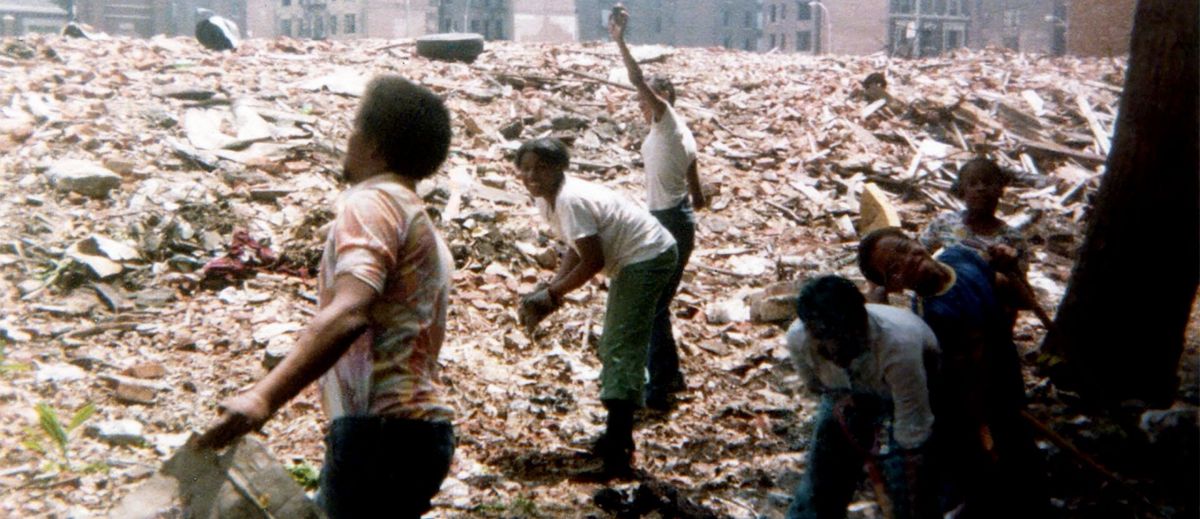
[22,401,96,473]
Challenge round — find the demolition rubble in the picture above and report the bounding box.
[0,33,1131,516]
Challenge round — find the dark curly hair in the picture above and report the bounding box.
[795,275,868,341]
[857,227,909,286]
[514,137,571,171]
[649,75,677,105]
[950,157,1012,197]
[862,72,887,90]
[354,75,451,180]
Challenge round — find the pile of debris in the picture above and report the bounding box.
[0,32,1140,517]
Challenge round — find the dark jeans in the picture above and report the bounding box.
[317,416,455,519]
[788,395,938,519]
[647,200,696,399]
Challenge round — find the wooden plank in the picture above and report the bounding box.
[1074,93,1112,155]
[1017,137,1108,166]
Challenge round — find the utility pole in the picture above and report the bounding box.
[912,0,922,57]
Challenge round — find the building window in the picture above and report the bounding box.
[280,19,291,36]
[769,33,776,48]
[654,16,662,32]
[890,0,913,14]
[744,11,752,28]
[471,19,480,32]
[723,10,731,27]
[798,1,811,20]
[281,0,290,5]
[494,19,503,39]
[796,30,811,51]
[724,35,732,48]
[744,38,754,51]
[1003,8,1021,29]
[781,3,787,19]
[769,4,776,22]
[781,34,787,48]
[345,14,356,33]
[314,15,324,38]
[329,15,337,34]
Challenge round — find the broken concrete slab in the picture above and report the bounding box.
[110,437,322,519]
[46,159,122,198]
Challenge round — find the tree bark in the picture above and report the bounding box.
[1042,0,1199,406]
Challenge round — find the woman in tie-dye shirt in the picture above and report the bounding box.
[199,76,456,518]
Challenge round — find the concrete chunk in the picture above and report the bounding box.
[47,159,122,198]
[859,182,901,235]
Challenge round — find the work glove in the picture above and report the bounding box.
[518,287,560,334]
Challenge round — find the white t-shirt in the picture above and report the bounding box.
[537,177,676,277]
[786,304,940,449]
[640,104,698,211]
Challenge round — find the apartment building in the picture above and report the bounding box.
[0,0,69,36]
[1066,0,1134,57]
[762,0,887,54]
[887,0,971,57]
[434,0,512,40]
[512,0,576,42]
[972,0,1065,55]
[73,0,246,38]
[576,0,761,51]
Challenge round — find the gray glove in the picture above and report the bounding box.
[518,287,560,333]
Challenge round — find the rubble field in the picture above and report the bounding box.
[1,33,1194,518]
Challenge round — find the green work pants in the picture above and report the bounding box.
[598,246,678,403]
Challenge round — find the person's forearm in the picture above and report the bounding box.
[614,36,641,82]
[549,250,579,286]
[685,160,704,204]
[548,260,602,301]
[251,309,369,411]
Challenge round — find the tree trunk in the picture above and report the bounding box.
[1043,0,1199,406]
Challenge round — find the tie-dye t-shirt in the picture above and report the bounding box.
[317,174,454,422]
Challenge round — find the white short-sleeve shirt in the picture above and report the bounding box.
[640,104,697,211]
[536,176,675,277]
[786,304,940,449]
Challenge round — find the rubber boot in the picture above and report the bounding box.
[593,399,636,478]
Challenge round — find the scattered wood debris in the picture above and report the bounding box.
[0,32,1172,518]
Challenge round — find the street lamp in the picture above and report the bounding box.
[809,1,832,54]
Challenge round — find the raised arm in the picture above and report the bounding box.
[609,6,668,121]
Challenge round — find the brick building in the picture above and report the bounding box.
[971,0,1065,55]
[0,0,69,37]
[575,0,761,51]
[1066,0,1134,57]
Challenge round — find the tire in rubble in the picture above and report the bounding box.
[415,33,485,63]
